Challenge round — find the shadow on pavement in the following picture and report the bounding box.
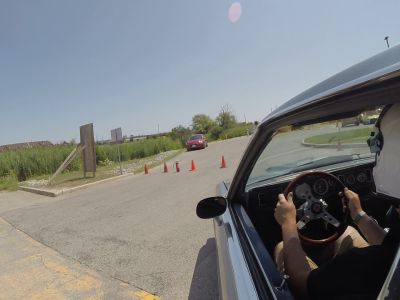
[188,238,218,300]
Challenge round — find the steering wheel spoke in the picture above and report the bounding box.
[320,211,340,228]
[296,206,305,218]
[297,215,311,230]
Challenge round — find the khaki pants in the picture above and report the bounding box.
[274,226,369,272]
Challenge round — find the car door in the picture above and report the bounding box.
[212,177,295,300]
[378,245,400,299]
[214,182,259,300]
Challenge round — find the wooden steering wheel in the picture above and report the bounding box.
[283,171,349,245]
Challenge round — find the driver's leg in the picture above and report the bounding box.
[274,241,318,273]
[333,226,369,256]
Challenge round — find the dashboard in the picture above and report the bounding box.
[249,162,374,212]
[295,169,372,199]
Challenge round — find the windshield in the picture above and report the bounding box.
[246,109,381,187]
[190,135,203,140]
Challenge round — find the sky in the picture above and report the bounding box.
[1,0,400,144]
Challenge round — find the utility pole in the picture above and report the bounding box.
[385,36,390,48]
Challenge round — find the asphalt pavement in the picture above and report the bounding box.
[0,136,251,300]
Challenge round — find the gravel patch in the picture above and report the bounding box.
[21,179,50,187]
[113,150,180,175]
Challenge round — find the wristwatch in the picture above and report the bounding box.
[353,211,366,225]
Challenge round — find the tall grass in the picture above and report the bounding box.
[0,146,80,181]
[207,123,255,141]
[223,123,255,139]
[96,137,181,163]
[0,137,182,183]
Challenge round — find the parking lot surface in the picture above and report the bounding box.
[0,136,250,299]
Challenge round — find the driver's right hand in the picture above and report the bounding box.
[341,188,363,220]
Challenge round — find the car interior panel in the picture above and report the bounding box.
[245,161,392,260]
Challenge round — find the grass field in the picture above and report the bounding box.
[0,145,80,191]
[0,137,182,191]
[304,127,372,144]
[0,175,19,191]
[19,149,183,190]
[0,128,251,191]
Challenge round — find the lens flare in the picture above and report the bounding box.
[228,2,242,23]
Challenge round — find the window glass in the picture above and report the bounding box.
[246,108,382,187]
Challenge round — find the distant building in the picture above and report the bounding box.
[0,141,53,152]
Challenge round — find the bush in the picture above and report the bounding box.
[96,137,181,163]
[0,173,18,191]
[224,126,248,139]
[208,126,224,141]
[207,123,255,140]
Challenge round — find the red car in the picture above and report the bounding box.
[186,134,208,151]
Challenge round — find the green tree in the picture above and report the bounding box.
[169,125,192,146]
[216,104,237,129]
[191,114,216,134]
[209,125,223,140]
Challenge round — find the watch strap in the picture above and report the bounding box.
[353,211,366,225]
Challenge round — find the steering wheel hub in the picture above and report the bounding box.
[311,202,323,214]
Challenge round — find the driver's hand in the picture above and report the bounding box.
[341,188,363,220]
[275,193,296,227]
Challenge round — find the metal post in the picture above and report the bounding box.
[117,145,123,175]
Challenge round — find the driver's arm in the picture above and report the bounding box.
[275,193,311,299]
[343,188,386,245]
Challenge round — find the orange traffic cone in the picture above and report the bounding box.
[220,156,227,168]
[144,164,149,175]
[190,160,197,171]
[175,161,180,172]
[163,161,168,173]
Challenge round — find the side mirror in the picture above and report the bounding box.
[196,197,227,219]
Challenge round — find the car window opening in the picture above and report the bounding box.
[243,104,400,299]
[247,107,382,188]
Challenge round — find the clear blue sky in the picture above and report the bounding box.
[1,1,400,144]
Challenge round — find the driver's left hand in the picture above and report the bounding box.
[275,192,296,227]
